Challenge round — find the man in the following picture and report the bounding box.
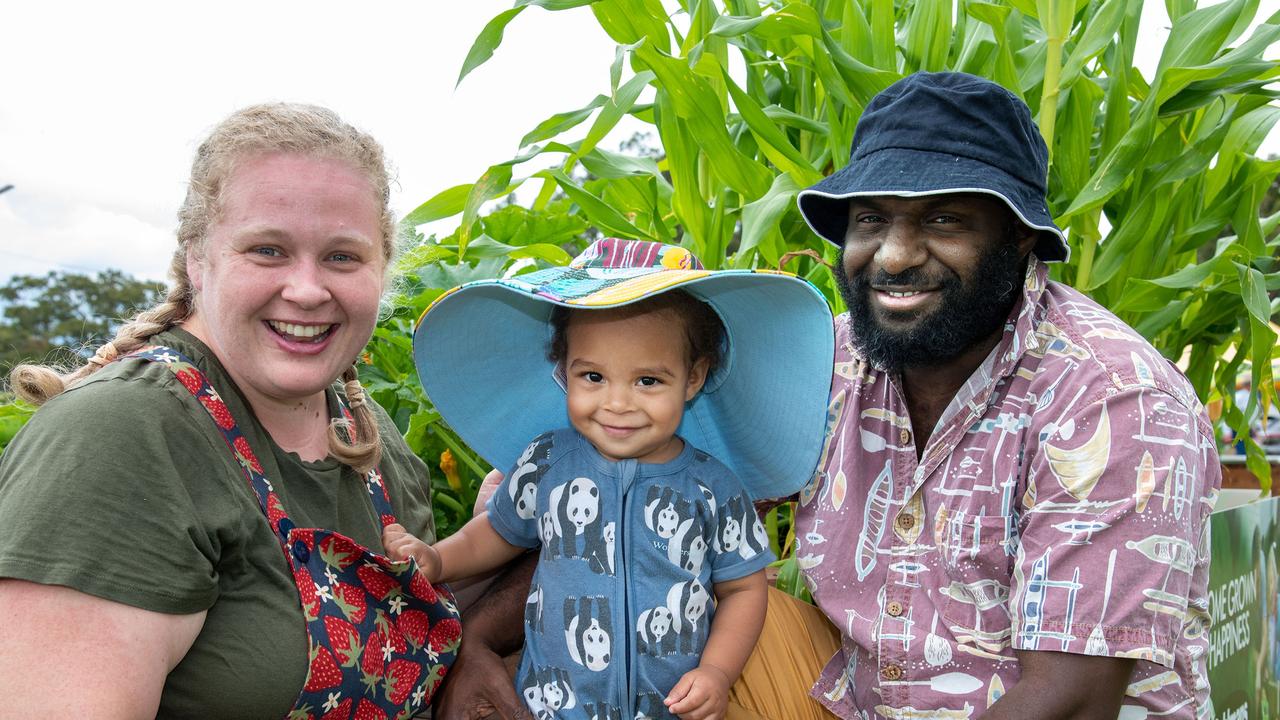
[792,71,1219,719]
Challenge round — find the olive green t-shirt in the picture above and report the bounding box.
[0,329,436,718]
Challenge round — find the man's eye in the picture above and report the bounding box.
[638,377,661,387]
[930,214,961,224]
[329,252,356,262]
[855,214,886,224]
[252,246,282,257]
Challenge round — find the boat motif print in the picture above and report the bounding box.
[796,261,1220,720]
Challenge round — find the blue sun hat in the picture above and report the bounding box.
[412,238,835,500]
[797,71,1070,262]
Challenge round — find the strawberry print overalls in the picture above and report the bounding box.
[132,346,460,720]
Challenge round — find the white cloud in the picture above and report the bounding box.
[0,197,173,282]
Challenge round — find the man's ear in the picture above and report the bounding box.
[685,357,711,402]
[1013,221,1038,258]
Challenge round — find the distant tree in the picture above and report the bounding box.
[0,269,166,374]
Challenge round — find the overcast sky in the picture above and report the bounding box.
[1,1,1276,286]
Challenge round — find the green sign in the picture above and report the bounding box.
[1208,495,1279,719]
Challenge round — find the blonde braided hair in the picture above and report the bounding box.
[7,103,398,474]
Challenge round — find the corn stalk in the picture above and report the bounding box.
[399,0,1279,508]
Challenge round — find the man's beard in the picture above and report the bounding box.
[834,241,1027,372]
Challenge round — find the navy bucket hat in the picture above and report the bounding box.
[797,71,1069,262]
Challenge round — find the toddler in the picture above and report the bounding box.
[394,239,835,720]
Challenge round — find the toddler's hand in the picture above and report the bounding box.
[382,523,443,582]
[664,665,731,720]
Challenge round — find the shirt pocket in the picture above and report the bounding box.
[935,511,1017,642]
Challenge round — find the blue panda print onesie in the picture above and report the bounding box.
[486,427,774,720]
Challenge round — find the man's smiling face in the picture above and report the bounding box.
[834,193,1034,371]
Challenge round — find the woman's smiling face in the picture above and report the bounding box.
[183,151,386,408]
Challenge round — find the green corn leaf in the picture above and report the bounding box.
[457,7,526,88]
[654,94,711,250]
[763,105,830,135]
[459,164,516,255]
[592,0,671,51]
[636,44,772,198]
[578,71,656,159]
[580,147,664,179]
[738,173,800,267]
[709,14,766,37]
[1060,0,1125,86]
[722,67,822,185]
[520,95,609,148]
[401,183,472,229]
[539,168,655,240]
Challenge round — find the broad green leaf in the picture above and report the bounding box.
[1060,0,1125,85]
[459,164,515,255]
[457,7,526,88]
[1154,0,1249,92]
[653,94,711,249]
[636,45,772,198]
[722,67,822,185]
[520,95,608,148]
[517,0,599,8]
[763,105,830,135]
[401,183,471,229]
[539,168,655,240]
[592,0,671,52]
[904,0,953,72]
[709,14,766,37]
[580,147,664,179]
[738,173,800,267]
[578,71,656,158]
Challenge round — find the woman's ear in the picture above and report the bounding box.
[685,357,711,402]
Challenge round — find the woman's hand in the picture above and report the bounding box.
[382,523,442,582]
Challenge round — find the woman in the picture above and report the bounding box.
[0,104,457,719]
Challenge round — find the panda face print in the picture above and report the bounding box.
[539,513,555,546]
[655,503,678,538]
[542,681,564,710]
[683,534,707,574]
[565,477,599,533]
[514,478,538,520]
[684,580,710,625]
[523,684,544,713]
[719,517,742,552]
[581,618,611,671]
[750,513,769,553]
[648,607,671,638]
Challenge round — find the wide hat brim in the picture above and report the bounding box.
[413,268,835,500]
[797,146,1070,262]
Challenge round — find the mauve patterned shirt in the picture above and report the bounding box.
[796,259,1219,720]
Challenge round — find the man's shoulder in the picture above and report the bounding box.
[1033,280,1203,413]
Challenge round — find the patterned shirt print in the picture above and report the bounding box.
[487,428,773,720]
[796,259,1220,720]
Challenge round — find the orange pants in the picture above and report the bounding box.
[726,586,841,720]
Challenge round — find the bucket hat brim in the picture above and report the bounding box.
[798,146,1069,262]
[412,267,835,500]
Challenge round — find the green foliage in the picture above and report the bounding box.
[410,0,1278,505]
[0,269,166,375]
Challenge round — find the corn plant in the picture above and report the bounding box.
[401,0,1279,526]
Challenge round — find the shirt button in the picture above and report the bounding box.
[292,539,310,563]
[886,601,904,617]
[896,513,915,531]
[899,428,911,445]
[881,664,903,681]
